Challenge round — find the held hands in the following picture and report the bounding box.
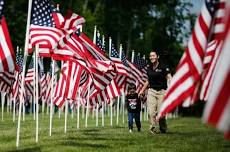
[138,91,144,98]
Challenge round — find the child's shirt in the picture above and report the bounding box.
[126,93,141,113]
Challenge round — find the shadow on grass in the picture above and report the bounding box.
[69,136,109,141]
[81,129,99,132]
[7,147,41,152]
[61,140,110,148]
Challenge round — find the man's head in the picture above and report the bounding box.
[149,51,159,64]
[128,83,136,95]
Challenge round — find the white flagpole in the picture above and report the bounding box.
[116,96,120,125]
[110,100,113,126]
[102,35,105,49]
[22,97,25,121]
[93,25,97,44]
[117,44,123,125]
[122,90,125,124]
[101,101,104,127]
[108,37,113,126]
[142,55,146,121]
[85,78,91,127]
[16,0,32,147]
[77,89,81,129]
[49,60,55,136]
[33,52,36,120]
[96,103,99,127]
[131,50,135,63]
[1,92,6,121]
[39,58,45,118]
[35,44,39,142]
[64,100,68,133]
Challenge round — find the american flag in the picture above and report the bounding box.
[120,51,135,92]
[0,0,16,72]
[15,52,23,72]
[79,33,116,89]
[12,52,24,99]
[60,11,85,31]
[203,2,230,139]
[158,0,227,118]
[110,43,128,76]
[0,71,14,93]
[53,61,84,108]
[38,58,47,101]
[96,31,105,52]
[45,63,58,104]
[25,56,35,83]
[133,54,148,81]
[29,0,63,54]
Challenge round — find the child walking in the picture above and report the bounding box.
[126,83,142,132]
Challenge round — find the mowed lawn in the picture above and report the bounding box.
[0,112,229,152]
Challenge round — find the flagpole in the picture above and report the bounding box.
[108,37,113,126]
[16,0,32,147]
[142,55,146,121]
[40,58,45,118]
[110,100,113,126]
[122,89,125,124]
[35,44,39,142]
[1,92,6,121]
[49,59,55,136]
[64,100,68,133]
[59,61,63,119]
[96,102,99,127]
[101,101,104,127]
[33,52,36,120]
[93,25,97,44]
[85,77,91,127]
[77,89,80,129]
[116,44,122,125]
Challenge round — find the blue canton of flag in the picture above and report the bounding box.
[16,53,23,72]
[31,0,56,27]
[121,51,129,67]
[0,0,4,20]
[110,43,119,58]
[39,58,45,76]
[206,0,219,15]
[134,55,147,70]
[96,31,105,52]
[28,57,34,69]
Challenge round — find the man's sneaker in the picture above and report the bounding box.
[138,128,141,132]
[150,127,157,134]
[129,129,132,133]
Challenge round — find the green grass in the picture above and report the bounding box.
[0,112,229,152]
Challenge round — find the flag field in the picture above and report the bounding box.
[0,112,229,151]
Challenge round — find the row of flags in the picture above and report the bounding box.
[0,0,229,140]
[0,0,148,109]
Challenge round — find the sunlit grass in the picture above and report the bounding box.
[0,111,229,152]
